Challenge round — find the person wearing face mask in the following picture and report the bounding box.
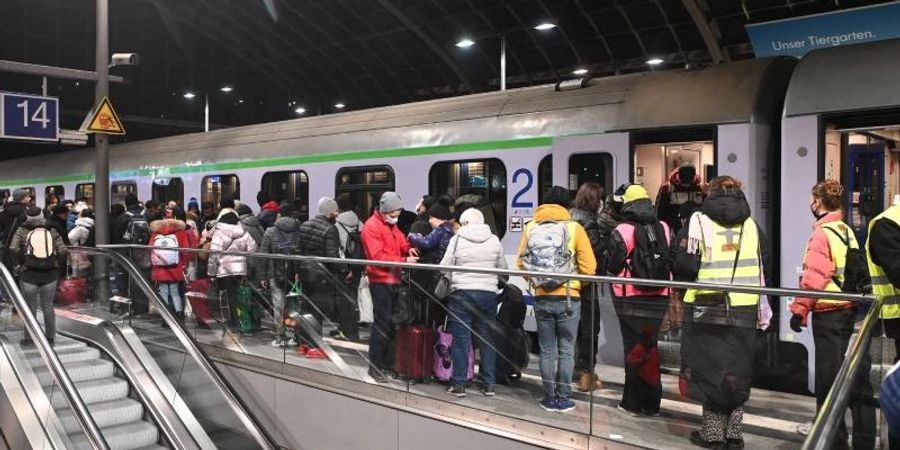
[362,192,419,382]
[789,180,876,449]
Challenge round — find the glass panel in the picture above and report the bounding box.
[538,154,552,205]
[335,166,394,220]
[568,153,613,197]
[75,183,95,208]
[261,170,309,221]
[152,177,184,206]
[201,174,240,209]
[429,159,507,238]
[111,181,137,207]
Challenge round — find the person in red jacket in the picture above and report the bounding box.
[150,207,192,322]
[362,192,418,383]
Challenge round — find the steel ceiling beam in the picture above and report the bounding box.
[680,0,731,63]
[0,60,126,83]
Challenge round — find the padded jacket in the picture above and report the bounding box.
[408,222,454,265]
[440,223,506,293]
[362,210,411,285]
[207,222,258,278]
[10,217,67,286]
[149,219,192,283]
[296,215,344,277]
[68,217,95,271]
[789,211,855,324]
[239,214,265,247]
[258,217,300,281]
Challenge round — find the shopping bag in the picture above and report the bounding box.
[236,282,259,333]
[358,275,374,323]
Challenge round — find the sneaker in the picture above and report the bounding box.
[368,368,389,383]
[329,329,341,338]
[796,421,812,436]
[271,338,285,348]
[725,438,744,450]
[689,431,726,450]
[297,344,309,355]
[556,398,576,413]
[445,384,466,397]
[539,397,559,412]
[481,385,495,397]
[642,409,661,417]
[617,404,641,417]
[305,348,328,359]
[286,337,298,347]
[19,338,32,347]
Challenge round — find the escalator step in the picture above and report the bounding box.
[25,345,100,366]
[34,358,114,387]
[57,398,144,435]
[49,377,129,409]
[19,337,87,353]
[69,421,160,450]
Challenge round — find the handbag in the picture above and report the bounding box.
[433,237,459,300]
[357,274,374,323]
[692,225,743,326]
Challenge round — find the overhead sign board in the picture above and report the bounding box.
[0,92,59,142]
[746,1,900,58]
[85,96,125,135]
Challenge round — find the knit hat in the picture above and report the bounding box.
[12,189,29,204]
[256,190,270,207]
[542,186,570,208]
[124,193,139,207]
[188,197,199,211]
[318,197,339,216]
[379,192,403,213]
[427,203,452,221]
[218,211,239,225]
[236,204,253,216]
[26,207,43,219]
[279,201,295,217]
[459,208,484,226]
[622,185,650,204]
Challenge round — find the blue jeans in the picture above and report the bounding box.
[448,290,498,386]
[535,296,580,401]
[368,283,397,370]
[157,282,183,313]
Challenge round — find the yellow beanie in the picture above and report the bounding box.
[622,185,650,204]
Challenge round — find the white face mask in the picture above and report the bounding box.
[385,217,399,225]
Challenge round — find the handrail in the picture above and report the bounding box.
[99,244,873,303]
[0,263,110,450]
[69,247,279,450]
[801,294,889,450]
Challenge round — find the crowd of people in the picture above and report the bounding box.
[2,163,900,450]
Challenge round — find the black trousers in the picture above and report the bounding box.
[217,275,242,328]
[614,297,667,414]
[575,287,601,373]
[813,308,876,450]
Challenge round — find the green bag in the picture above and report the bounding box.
[236,283,259,333]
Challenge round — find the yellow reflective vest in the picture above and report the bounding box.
[866,206,900,320]
[684,217,762,306]
[814,220,857,307]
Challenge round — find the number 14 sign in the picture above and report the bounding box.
[0,92,59,142]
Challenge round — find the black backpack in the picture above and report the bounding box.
[629,222,670,289]
[339,223,365,260]
[824,227,871,294]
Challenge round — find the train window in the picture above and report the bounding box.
[430,159,507,238]
[45,185,64,206]
[262,170,310,221]
[75,183,95,207]
[201,174,240,209]
[152,177,184,206]
[568,153,613,197]
[335,166,394,220]
[537,155,552,204]
[111,181,137,206]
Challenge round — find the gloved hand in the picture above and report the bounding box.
[790,314,805,333]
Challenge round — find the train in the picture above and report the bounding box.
[2,38,899,394]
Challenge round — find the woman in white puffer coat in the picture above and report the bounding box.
[207,211,258,329]
[439,208,507,397]
[68,208,95,277]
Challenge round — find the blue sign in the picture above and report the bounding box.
[746,2,900,58]
[0,92,59,142]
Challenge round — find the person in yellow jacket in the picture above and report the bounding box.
[517,186,597,413]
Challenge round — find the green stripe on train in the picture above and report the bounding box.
[0,136,554,186]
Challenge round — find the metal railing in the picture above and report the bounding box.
[0,263,111,450]
[70,247,280,450]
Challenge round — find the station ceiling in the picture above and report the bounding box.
[0,0,893,155]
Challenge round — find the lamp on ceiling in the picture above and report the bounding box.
[455,21,558,92]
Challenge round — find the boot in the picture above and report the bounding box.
[576,372,603,392]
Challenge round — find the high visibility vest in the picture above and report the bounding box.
[810,220,857,307]
[523,220,582,293]
[684,216,762,306]
[866,206,900,320]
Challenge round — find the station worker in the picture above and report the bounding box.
[789,180,875,449]
[671,175,771,450]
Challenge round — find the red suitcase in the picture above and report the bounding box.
[394,325,434,382]
[57,277,87,305]
[186,278,213,326]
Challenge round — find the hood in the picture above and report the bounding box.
[668,167,702,188]
[336,210,360,229]
[701,190,751,226]
[22,216,47,230]
[215,222,247,239]
[457,223,493,243]
[262,201,279,213]
[240,214,261,228]
[126,206,143,216]
[533,204,571,223]
[75,217,95,228]
[814,210,844,229]
[150,218,186,234]
[621,199,657,224]
[569,208,597,226]
[1,204,24,218]
[274,216,299,232]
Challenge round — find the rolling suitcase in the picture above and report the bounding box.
[433,323,475,383]
[57,277,87,305]
[394,325,434,383]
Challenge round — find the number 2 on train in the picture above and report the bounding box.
[511,168,534,208]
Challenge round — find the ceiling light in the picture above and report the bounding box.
[534,23,557,31]
[572,68,588,76]
[220,86,233,93]
[183,92,196,99]
[294,107,306,115]
[334,102,346,109]
[455,38,475,48]
[647,58,664,65]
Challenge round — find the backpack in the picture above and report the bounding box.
[124,213,152,268]
[84,226,96,248]
[521,220,575,290]
[23,226,57,270]
[628,222,670,288]
[339,223,365,260]
[272,228,299,255]
[151,233,180,267]
[824,226,871,294]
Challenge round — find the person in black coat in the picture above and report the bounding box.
[0,189,31,264]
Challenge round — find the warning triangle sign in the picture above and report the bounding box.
[85,97,125,135]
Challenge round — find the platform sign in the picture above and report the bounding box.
[0,92,59,142]
[85,96,125,135]
[746,1,900,58]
